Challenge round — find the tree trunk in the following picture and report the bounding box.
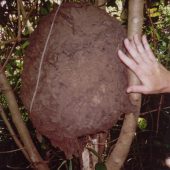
[106,0,144,169]
[0,68,49,170]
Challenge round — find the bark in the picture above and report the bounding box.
[0,68,49,170]
[106,0,144,169]
[106,113,138,169]
[127,0,144,106]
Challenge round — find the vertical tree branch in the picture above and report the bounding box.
[127,0,143,106]
[106,113,138,169]
[106,0,144,169]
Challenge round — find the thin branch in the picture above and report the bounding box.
[0,38,28,46]
[23,2,37,26]
[141,106,170,115]
[156,95,164,134]
[6,164,31,169]
[0,67,49,170]
[57,160,67,170]
[18,0,27,20]
[145,2,158,50]
[17,0,22,41]
[0,148,24,154]
[0,43,16,72]
[0,39,18,46]
[0,105,30,161]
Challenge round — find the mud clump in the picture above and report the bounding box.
[21,3,138,158]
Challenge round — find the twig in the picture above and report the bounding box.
[17,0,22,41]
[18,0,27,20]
[57,160,67,170]
[0,148,24,154]
[140,106,170,115]
[156,95,164,134]
[0,39,18,46]
[0,38,28,46]
[6,164,32,169]
[145,2,158,50]
[89,138,118,146]
[0,42,16,72]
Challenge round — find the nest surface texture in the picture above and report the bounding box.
[21,3,137,157]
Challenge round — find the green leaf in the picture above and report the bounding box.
[68,159,72,170]
[150,12,160,17]
[15,49,23,56]
[149,8,158,13]
[40,7,49,15]
[23,27,30,35]
[95,162,107,170]
[21,41,30,49]
[86,147,102,162]
[138,117,147,130]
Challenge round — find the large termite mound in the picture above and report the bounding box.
[21,3,138,158]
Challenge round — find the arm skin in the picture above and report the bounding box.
[118,34,170,94]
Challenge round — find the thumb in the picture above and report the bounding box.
[127,85,148,94]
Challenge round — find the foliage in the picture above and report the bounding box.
[95,162,107,170]
[0,0,170,169]
[138,117,147,130]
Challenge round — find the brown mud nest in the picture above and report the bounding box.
[21,3,138,158]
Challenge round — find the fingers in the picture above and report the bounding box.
[118,50,139,74]
[142,35,156,62]
[127,85,148,94]
[133,34,145,54]
[124,34,156,65]
[124,38,143,64]
[133,34,153,64]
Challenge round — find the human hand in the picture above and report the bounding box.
[118,35,170,94]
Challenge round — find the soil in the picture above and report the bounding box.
[21,3,138,158]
